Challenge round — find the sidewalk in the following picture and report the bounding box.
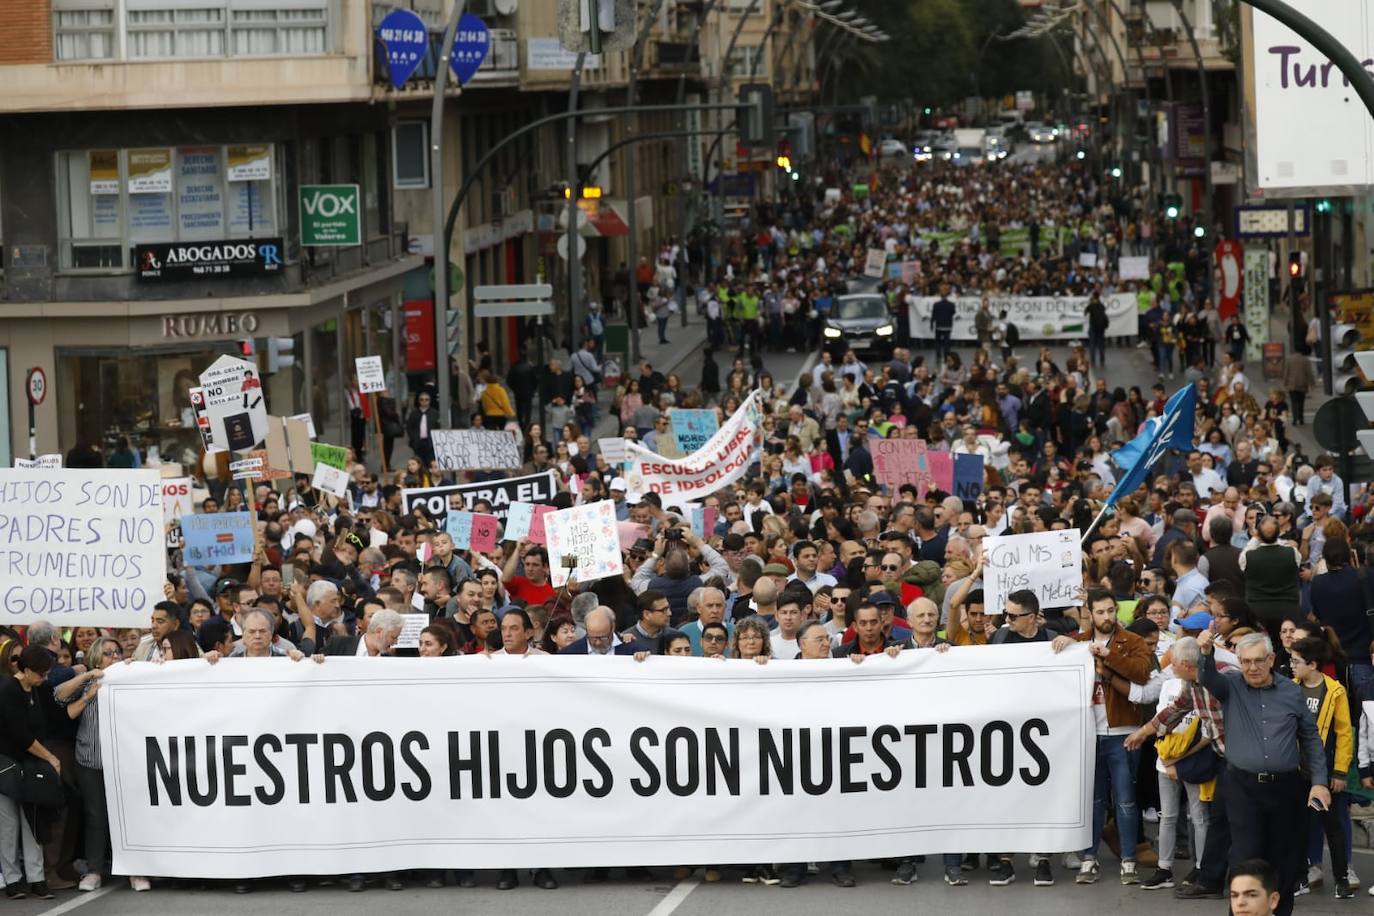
[589,313,709,440]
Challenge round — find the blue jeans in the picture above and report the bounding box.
[1087,734,1140,861]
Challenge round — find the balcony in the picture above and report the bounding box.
[652,38,701,71]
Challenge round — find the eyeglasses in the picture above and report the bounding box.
[1005,610,1036,620]
[880,564,901,571]
[101,648,121,658]
[702,633,728,642]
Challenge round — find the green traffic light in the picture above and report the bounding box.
[1315,199,1333,214]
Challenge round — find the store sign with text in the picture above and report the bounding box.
[136,238,284,282]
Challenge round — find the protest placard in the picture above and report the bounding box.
[248,448,290,482]
[982,528,1083,613]
[927,451,953,493]
[528,504,557,545]
[863,247,887,278]
[446,511,473,549]
[504,502,535,541]
[671,410,719,455]
[616,521,649,552]
[199,354,268,452]
[355,356,386,394]
[393,613,428,650]
[871,439,932,497]
[181,511,255,567]
[598,437,627,465]
[15,455,62,469]
[97,648,1093,877]
[403,471,558,527]
[546,500,623,587]
[621,393,764,500]
[953,453,984,502]
[288,413,317,438]
[310,442,348,471]
[229,457,263,480]
[690,506,718,539]
[1118,255,1150,281]
[470,514,500,553]
[0,469,165,626]
[311,463,349,499]
[431,429,522,470]
[161,477,193,524]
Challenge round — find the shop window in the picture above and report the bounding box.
[56,144,279,272]
[53,0,117,61]
[392,122,429,189]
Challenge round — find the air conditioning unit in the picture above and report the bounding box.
[468,0,517,18]
[488,28,518,69]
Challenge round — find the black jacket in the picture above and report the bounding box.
[322,634,365,656]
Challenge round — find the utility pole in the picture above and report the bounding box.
[566,52,588,355]
[430,1,467,427]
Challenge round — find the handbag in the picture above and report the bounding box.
[0,753,63,807]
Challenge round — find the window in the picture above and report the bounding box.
[56,144,280,272]
[392,122,429,189]
[60,1,335,61]
[726,46,763,79]
[54,0,117,61]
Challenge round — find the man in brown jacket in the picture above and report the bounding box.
[1052,587,1153,887]
[1282,349,1315,426]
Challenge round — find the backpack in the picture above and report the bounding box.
[1004,322,1020,346]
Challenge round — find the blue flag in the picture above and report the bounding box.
[1106,384,1197,507]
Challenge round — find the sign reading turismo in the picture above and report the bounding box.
[136,238,284,281]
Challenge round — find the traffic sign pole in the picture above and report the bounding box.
[26,368,47,460]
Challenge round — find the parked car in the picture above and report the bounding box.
[877,137,909,159]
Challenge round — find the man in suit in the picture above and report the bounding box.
[319,608,404,658]
[559,606,638,656]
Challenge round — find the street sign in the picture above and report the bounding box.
[299,184,361,246]
[377,8,428,90]
[355,356,386,394]
[556,233,587,261]
[199,354,268,452]
[1234,204,1309,240]
[26,367,46,406]
[473,284,554,318]
[450,13,490,85]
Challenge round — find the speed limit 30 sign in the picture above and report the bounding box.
[26,367,47,406]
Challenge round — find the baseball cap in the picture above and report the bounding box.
[610,477,627,491]
[1177,611,1213,631]
[869,591,895,607]
[213,577,240,597]
[761,563,791,576]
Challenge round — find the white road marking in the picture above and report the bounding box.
[34,885,117,916]
[645,876,701,916]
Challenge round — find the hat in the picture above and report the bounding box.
[610,477,627,491]
[213,577,240,597]
[1177,611,1213,631]
[762,563,791,576]
[630,537,655,555]
[869,591,895,607]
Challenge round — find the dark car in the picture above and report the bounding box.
[822,293,895,359]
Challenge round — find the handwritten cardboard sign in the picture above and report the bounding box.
[431,429,522,470]
[982,528,1082,613]
[545,499,623,587]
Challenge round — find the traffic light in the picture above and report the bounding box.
[1355,352,1374,456]
[1163,194,1182,220]
[266,337,295,374]
[737,83,775,148]
[1288,251,1304,280]
[1330,324,1363,395]
[1315,198,1334,214]
[237,338,255,358]
[776,155,791,171]
[1193,224,1207,239]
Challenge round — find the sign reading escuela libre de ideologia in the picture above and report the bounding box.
[136,239,284,282]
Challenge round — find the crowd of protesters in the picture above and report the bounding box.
[2,152,1370,914]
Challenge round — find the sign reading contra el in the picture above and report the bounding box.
[300,184,361,246]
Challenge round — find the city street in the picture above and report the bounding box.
[9,853,1371,916]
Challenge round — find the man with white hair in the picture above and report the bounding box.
[317,608,404,658]
[290,579,346,651]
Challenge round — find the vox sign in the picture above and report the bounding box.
[299,184,361,246]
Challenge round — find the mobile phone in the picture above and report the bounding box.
[1309,798,1327,812]
[281,564,296,588]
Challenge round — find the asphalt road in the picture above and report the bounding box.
[11,852,1371,916]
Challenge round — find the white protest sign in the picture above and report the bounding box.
[96,648,1094,877]
[161,477,194,524]
[288,413,317,439]
[1118,256,1150,281]
[598,437,627,465]
[908,294,1137,341]
[355,356,386,394]
[311,463,349,498]
[863,247,887,279]
[0,469,164,626]
[545,499,623,587]
[1077,251,1098,269]
[393,613,429,649]
[431,429,522,470]
[199,355,268,452]
[982,528,1083,613]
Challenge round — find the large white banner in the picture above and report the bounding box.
[0,469,163,626]
[907,293,1137,341]
[1248,1,1372,191]
[622,392,763,501]
[98,649,1092,878]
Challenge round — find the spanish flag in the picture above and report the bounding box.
[858,132,872,157]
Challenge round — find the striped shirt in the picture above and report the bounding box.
[56,682,102,769]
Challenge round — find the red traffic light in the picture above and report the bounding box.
[238,338,255,357]
[1287,252,1303,278]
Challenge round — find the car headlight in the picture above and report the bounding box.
[876,324,894,336]
[823,326,843,339]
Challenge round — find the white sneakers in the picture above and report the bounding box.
[128,876,151,892]
[77,874,102,892]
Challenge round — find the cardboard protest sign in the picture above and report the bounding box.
[355,356,386,394]
[671,410,719,454]
[690,506,718,539]
[545,500,623,587]
[393,613,428,650]
[953,453,985,502]
[229,457,263,480]
[181,511,255,567]
[446,511,474,549]
[872,439,932,497]
[504,502,535,541]
[15,455,62,469]
[199,354,268,452]
[288,413,317,438]
[402,471,558,526]
[528,504,557,545]
[469,514,500,553]
[431,429,522,470]
[248,448,290,482]
[927,452,953,493]
[160,477,194,524]
[0,469,165,626]
[863,248,887,278]
[983,528,1082,613]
